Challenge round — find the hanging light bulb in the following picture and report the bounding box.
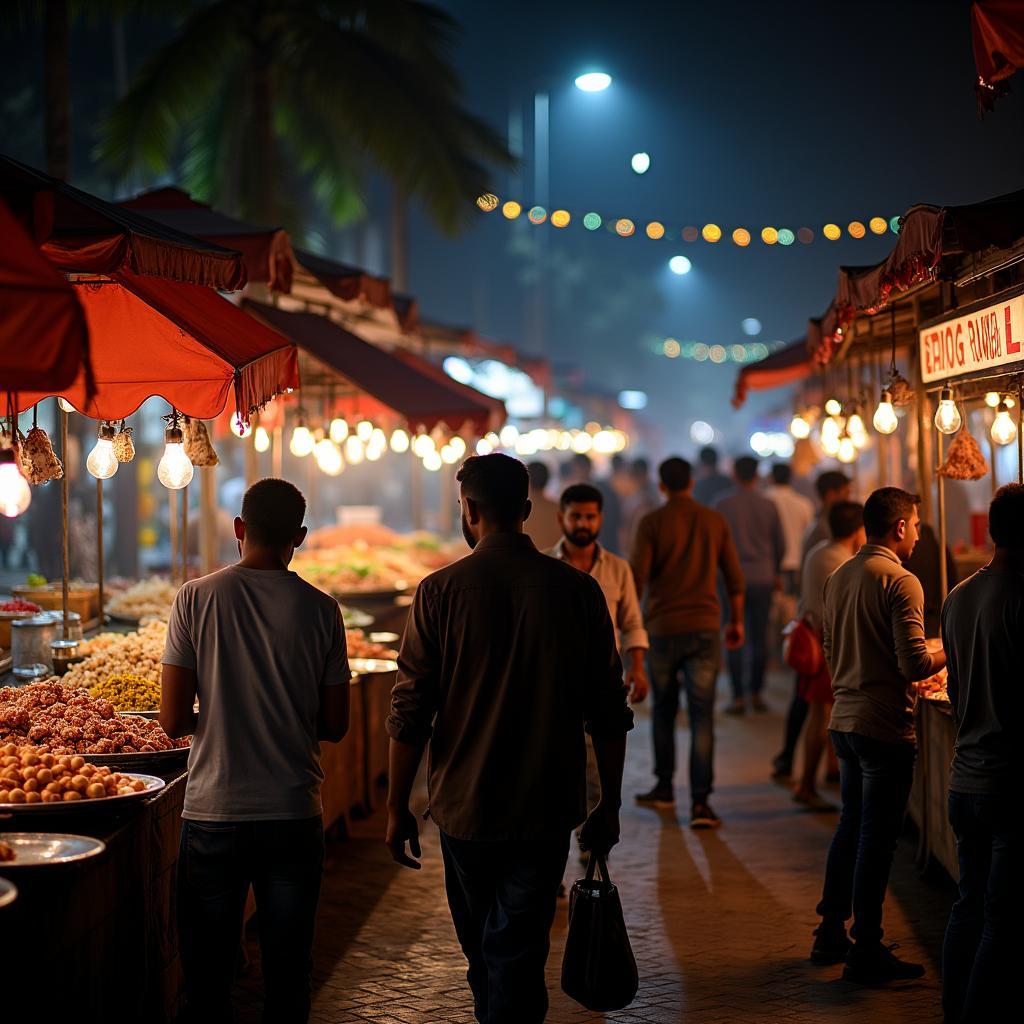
[344,435,365,465]
[365,436,385,461]
[985,391,1001,409]
[230,412,251,439]
[447,436,467,459]
[356,419,374,443]
[57,398,75,414]
[422,450,443,472]
[837,435,857,463]
[254,426,271,453]
[289,411,315,457]
[389,428,410,453]
[86,422,119,480]
[369,428,387,449]
[872,390,898,435]
[821,415,841,445]
[411,434,434,458]
[329,418,349,443]
[991,400,1017,446]
[824,398,842,417]
[440,444,460,464]
[846,412,868,449]
[789,414,811,439]
[934,387,962,434]
[314,438,344,475]
[499,424,519,448]
[0,447,31,518]
[157,419,194,490]
[476,437,494,455]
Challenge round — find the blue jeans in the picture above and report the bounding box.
[942,791,1011,1023]
[726,582,773,699]
[648,631,721,801]
[817,731,915,946]
[177,816,325,1023]
[440,832,570,1024]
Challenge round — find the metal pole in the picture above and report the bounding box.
[96,476,104,628]
[272,426,283,479]
[181,483,189,582]
[244,432,258,488]
[61,409,70,640]
[200,466,216,576]
[937,429,948,601]
[1018,382,1023,485]
[168,488,178,587]
[410,450,423,531]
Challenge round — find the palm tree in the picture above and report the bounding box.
[98,0,513,243]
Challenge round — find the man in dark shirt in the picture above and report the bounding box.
[385,453,632,1024]
[940,484,1022,1024]
[691,445,733,507]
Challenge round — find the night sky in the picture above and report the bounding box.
[2,1,1023,458]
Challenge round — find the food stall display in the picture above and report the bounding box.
[64,621,167,690]
[0,744,155,804]
[346,630,399,661]
[105,577,179,623]
[89,673,162,712]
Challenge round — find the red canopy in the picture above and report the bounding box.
[0,198,89,394]
[972,1,1024,110]
[731,340,812,408]
[244,300,502,436]
[13,272,298,421]
[120,187,294,293]
[293,249,392,310]
[0,155,246,291]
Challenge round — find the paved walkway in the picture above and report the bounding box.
[236,673,953,1023]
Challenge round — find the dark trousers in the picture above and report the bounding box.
[178,816,325,1024]
[777,680,809,768]
[648,631,721,801]
[439,832,570,1024]
[726,583,773,699]
[817,731,915,946]
[942,791,1012,1023]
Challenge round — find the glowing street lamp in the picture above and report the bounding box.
[574,71,612,93]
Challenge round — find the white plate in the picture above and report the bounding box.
[0,877,16,908]
[349,657,398,675]
[0,773,165,814]
[0,832,106,867]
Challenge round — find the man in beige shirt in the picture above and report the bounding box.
[523,461,562,551]
[812,487,946,984]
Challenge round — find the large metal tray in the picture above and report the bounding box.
[80,745,189,770]
[0,877,16,908]
[0,773,165,815]
[0,832,106,867]
[349,657,398,676]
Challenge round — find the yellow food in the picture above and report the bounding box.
[0,743,151,804]
[65,622,167,691]
[89,672,162,711]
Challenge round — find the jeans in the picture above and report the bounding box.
[817,731,915,947]
[727,583,773,699]
[942,791,1012,1023]
[440,832,571,1024]
[178,816,325,1024]
[648,631,721,801]
[777,680,809,768]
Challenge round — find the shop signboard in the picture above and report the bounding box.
[919,289,1024,383]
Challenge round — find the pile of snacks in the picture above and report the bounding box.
[0,599,42,614]
[65,621,167,690]
[0,680,187,754]
[89,673,162,712]
[939,433,989,481]
[0,744,149,804]
[346,630,398,661]
[106,577,179,622]
[914,669,949,702]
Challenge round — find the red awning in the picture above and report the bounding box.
[972,1,1024,110]
[13,272,298,420]
[0,155,246,291]
[293,249,392,310]
[244,300,502,436]
[731,340,812,408]
[119,187,294,293]
[0,197,89,394]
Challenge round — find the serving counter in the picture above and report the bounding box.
[908,696,958,880]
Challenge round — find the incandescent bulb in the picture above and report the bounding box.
[157,426,194,490]
[365,439,384,462]
[254,427,271,453]
[934,389,962,434]
[344,435,365,465]
[422,450,443,472]
[230,412,251,439]
[314,438,344,476]
[447,436,467,458]
[824,398,842,417]
[389,429,410,453]
[476,438,493,455]
[837,436,857,463]
[57,398,75,414]
[86,426,119,480]
[356,420,374,443]
[289,424,314,457]
[789,415,811,439]
[329,418,349,443]
[985,392,1001,409]
[821,416,842,446]
[873,393,898,435]
[411,434,434,458]
[499,425,519,448]
[846,413,868,449]
[440,444,459,465]
[0,450,31,517]
[991,402,1017,446]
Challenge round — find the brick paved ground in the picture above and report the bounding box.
[235,672,954,1023]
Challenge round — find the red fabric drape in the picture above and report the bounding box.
[13,273,297,420]
[0,198,89,394]
[731,340,812,408]
[972,1,1024,109]
[294,250,392,309]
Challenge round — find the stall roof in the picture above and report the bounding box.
[244,299,502,436]
[119,187,293,293]
[0,155,247,291]
[14,272,298,420]
[1,197,89,394]
[293,249,392,311]
[731,339,812,408]
[973,0,1024,110]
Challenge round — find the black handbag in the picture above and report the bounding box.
[560,854,639,1012]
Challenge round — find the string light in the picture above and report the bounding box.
[229,412,251,439]
[0,448,31,517]
[551,209,571,228]
[934,387,962,434]
[761,227,778,245]
[702,223,721,243]
[290,416,315,457]
[422,450,443,472]
[254,426,271,452]
[157,417,194,490]
[528,206,547,224]
[669,255,691,275]
[329,418,349,443]
[682,226,699,242]
[823,223,842,241]
[476,193,498,212]
[315,438,344,476]
[583,212,602,230]
[889,216,901,234]
[630,152,651,174]
[356,419,374,442]
[646,221,665,239]
[86,422,119,480]
[825,398,843,416]
[732,228,751,247]
[709,345,726,363]
[389,428,410,453]
[848,221,866,239]
[476,437,493,455]
[837,435,857,463]
[846,412,869,448]
[412,433,435,458]
[502,201,521,220]
[344,435,365,465]
[797,227,814,243]
[615,218,635,237]
[869,216,888,234]
[789,414,811,439]
[872,392,898,434]
[778,228,795,246]
[985,391,1001,408]
[663,338,681,358]
[991,400,1017,445]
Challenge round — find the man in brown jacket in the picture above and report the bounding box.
[631,457,745,828]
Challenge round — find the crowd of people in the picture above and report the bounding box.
[158,448,1013,1024]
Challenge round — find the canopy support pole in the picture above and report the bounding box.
[168,488,178,588]
[181,483,189,583]
[937,429,948,602]
[245,433,258,488]
[200,467,216,576]
[60,407,70,640]
[96,477,104,628]
[410,451,423,531]
[272,426,283,478]
[1018,381,1023,485]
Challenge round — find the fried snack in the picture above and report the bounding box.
[939,432,989,481]
[0,743,152,804]
[113,425,135,463]
[65,621,167,690]
[105,578,178,622]
[183,418,219,467]
[0,839,13,861]
[0,680,188,754]
[89,672,162,712]
[18,426,64,484]
[345,629,398,661]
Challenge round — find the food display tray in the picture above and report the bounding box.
[349,657,398,676]
[0,773,165,815]
[80,746,189,770]
[0,832,106,867]
[0,877,16,908]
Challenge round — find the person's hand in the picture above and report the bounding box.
[385,806,422,870]
[625,662,649,703]
[577,801,621,857]
[725,620,745,650]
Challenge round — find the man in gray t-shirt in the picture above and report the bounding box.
[161,478,350,1023]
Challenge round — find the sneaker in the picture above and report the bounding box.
[771,754,793,779]
[843,944,926,984]
[751,695,769,713]
[690,802,721,829]
[635,786,675,809]
[724,698,747,716]
[810,925,851,965]
[793,790,837,812]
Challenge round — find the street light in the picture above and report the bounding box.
[631,152,651,174]
[669,255,692,275]
[574,71,612,92]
